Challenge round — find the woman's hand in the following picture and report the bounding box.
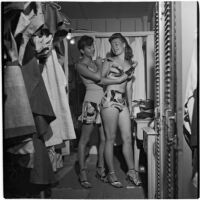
[109,66,121,74]
[111,62,123,71]
[132,61,138,68]
[107,72,128,83]
[95,56,103,67]
[118,73,128,83]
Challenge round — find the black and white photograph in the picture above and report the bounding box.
[2,1,199,199]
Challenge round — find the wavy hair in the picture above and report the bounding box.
[109,33,133,65]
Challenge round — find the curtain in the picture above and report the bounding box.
[94,37,111,59]
[129,37,146,101]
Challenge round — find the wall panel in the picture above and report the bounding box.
[106,19,121,32]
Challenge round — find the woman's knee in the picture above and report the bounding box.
[105,134,116,144]
[122,135,132,144]
[79,135,90,146]
[100,136,106,145]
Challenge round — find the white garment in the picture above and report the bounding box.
[183,36,197,135]
[42,49,76,147]
[129,37,146,100]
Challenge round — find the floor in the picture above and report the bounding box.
[50,146,147,199]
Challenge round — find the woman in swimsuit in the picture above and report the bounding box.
[100,33,141,188]
[76,35,128,188]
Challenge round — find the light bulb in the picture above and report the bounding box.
[70,38,75,45]
[66,32,72,40]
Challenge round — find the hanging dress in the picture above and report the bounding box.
[42,49,76,147]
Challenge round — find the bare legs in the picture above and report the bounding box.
[101,107,123,187]
[77,123,106,187]
[118,107,135,170]
[101,106,139,187]
[78,124,94,171]
[101,108,119,172]
[101,107,134,172]
[97,125,106,168]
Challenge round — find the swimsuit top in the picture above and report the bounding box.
[77,62,104,104]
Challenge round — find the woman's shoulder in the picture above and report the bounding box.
[75,62,89,74]
[76,61,88,68]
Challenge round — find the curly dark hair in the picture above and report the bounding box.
[77,35,94,55]
[109,33,133,65]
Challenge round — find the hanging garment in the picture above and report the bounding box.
[42,49,76,147]
[63,38,69,84]
[129,37,146,100]
[14,10,35,37]
[3,2,24,14]
[32,34,53,61]
[183,35,198,187]
[21,41,56,137]
[191,89,198,180]
[3,2,24,40]
[30,135,56,184]
[18,2,44,65]
[41,2,69,47]
[34,3,70,69]
[183,36,197,147]
[4,61,36,139]
[42,2,69,36]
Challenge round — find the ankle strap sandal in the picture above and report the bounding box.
[107,171,123,188]
[79,169,92,189]
[96,167,108,183]
[126,169,142,186]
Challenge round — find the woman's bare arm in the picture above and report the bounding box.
[76,62,101,82]
[98,61,128,86]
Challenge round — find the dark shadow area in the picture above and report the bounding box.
[4,152,54,198]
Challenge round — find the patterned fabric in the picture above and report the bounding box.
[48,146,63,172]
[100,90,127,112]
[78,101,101,124]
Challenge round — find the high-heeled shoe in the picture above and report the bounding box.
[126,169,142,186]
[107,171,123,188]
[79,169,92,189]
[96,166,108,183]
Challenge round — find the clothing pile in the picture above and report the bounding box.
[3,2,76,197]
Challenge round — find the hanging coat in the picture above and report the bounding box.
[4,62,36,140]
